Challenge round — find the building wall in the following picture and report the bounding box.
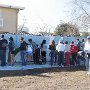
[0,8,18,33]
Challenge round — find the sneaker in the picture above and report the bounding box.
[58,65,61,67]
[61,65,64,67]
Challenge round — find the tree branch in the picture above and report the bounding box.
[82,0,90,4]
[74,0,90,18]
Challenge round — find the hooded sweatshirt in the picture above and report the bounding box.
[70,43,78,54]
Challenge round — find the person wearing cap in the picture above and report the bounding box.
[84,36,90,70]
[0,35,8,66]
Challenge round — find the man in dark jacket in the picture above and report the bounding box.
[0,35,8,66]
[20,37,27,66]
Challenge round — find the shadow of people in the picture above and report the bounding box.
[0,65,86,78]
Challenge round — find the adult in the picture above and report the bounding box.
[70,41,78,66]
[41,40,47,64]
[80,39,85,51]
[84,36,90,70]
[8,37,14,65]
[0,35,8,66]
[76,39,81,51]
[56,41,65,67]
[49,40,56,66]
[28,39,36,63]
[84,36,90,53]
[26,39,33,62]
[34,44,40,64]
[19,37,27,66]
[64,41,70,66]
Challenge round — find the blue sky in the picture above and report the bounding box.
[0,0,73,33]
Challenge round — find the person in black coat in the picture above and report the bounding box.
[0,35,8,66]
[19,37,28,66]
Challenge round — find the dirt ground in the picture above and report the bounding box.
[0,66,90,90]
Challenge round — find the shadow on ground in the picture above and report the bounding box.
[0,65,86,78]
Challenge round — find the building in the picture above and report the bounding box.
[0,4,24,34]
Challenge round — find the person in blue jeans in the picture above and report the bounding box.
[84,36,90,70]
[49,40,56,66]
[58,51,64,66]
[56,41,65,67]
[19,37,28,66]
[0,35,8,66]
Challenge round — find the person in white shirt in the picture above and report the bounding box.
[84,36,90,70]
[84,36,90,54]
[56,41,65,67]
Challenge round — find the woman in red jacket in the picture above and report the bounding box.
[70,41,78,66]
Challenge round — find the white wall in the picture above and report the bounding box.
[1,34,85,62]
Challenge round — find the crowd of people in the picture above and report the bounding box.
[49,36,90,68]
[0,34,90,68]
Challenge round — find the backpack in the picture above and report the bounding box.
[26,44,33,54]
[20,41,27,50]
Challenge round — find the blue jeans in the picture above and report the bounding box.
[20,50,26,66]
[50,50,55,66]
[58,51,64,66]
[86,53,90,70]
[0,50,6,66]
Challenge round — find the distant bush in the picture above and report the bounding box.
[80,32,89,37]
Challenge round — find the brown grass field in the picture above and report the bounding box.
[0,66,90,90]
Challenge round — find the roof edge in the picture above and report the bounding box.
[0,4,25,10]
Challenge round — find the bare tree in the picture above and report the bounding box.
[71,0,90,32]
[18,15,26,34]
